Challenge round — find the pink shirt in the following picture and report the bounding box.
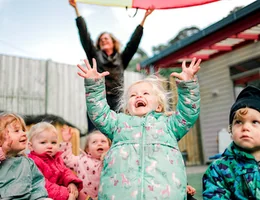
[60,142,103,199]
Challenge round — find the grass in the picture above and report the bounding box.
[187,173,204,200]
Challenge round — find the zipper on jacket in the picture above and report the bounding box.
[243,175,255,200]
[140,114,148,200]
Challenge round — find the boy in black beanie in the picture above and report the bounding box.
[203,86,260,200]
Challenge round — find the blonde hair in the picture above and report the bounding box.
[228,107,249,133]
[96,32,121,53]
[0,112,26,145]
[84,130,111,152]
[28,122,57,142]
[120,75,170,114]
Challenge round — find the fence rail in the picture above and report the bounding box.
[0,54,144,132]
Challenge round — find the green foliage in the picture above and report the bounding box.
[127,48,148,72]
[159,67,182,78]
[152,26,200,55]
[152,44,168,55]
[228,6,243,15]
[168,26,200,45]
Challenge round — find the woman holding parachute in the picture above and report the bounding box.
[69,0,153,133]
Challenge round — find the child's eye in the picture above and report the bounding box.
[40,142,46,144]
[253,120,260,125]
[52,142,57,144]
[144,92,149,95]
[101,140,107,143]
[234,120,242,124]
[92,141,96,144]
[130,94,136,98]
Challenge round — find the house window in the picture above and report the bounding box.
[230,57,260,98]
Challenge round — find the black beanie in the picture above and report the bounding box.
[229,85,260,125]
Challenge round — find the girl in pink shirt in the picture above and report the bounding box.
[60,128,111,200]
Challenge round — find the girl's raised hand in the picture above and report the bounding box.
[170,57,201,81]
[61,126,72,142]
[77,58,109,79]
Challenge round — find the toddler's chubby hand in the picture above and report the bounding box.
[61,126,72,142]
[170,57,201,81]
[68,193,76,200]
[187,185,196,196]
[68,183,79,198]
[77,58,110,80]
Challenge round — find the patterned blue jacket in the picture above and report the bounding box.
[203,142,260,200]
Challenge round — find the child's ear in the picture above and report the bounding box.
[230,132,234,140]
[27,141,33,151]
[156,105,163,112]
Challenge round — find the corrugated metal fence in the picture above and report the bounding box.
[0,54,144,132]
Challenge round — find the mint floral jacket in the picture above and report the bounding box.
[85,78,200,200]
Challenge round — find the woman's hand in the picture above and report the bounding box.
[170,57,201,81]
[144,8,154,18]
[69,0,76,8]
[140,7,154,27]
[77,58,110,80]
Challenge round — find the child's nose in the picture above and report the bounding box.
[242,122,250,130]
[20,131,26,136]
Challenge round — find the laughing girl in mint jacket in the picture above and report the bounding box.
[77,57,201,200]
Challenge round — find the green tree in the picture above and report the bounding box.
[152,26,200,55]
[159,67,182,78]
[228,6,243,15]
[127,48,149,72]
[169,26,200,45]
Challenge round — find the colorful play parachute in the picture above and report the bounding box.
[76,0,219,9]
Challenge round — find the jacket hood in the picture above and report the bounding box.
[222,142,258,175]
[223,142,255,160]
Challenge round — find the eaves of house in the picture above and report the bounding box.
[140,1,260,70]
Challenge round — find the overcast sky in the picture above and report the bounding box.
[0,0,256,65]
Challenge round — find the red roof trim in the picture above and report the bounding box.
[154,11,260,68]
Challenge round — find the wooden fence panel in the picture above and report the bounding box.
[0,55,145,135]
[0,55,46,114]
[0,55,88,132]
